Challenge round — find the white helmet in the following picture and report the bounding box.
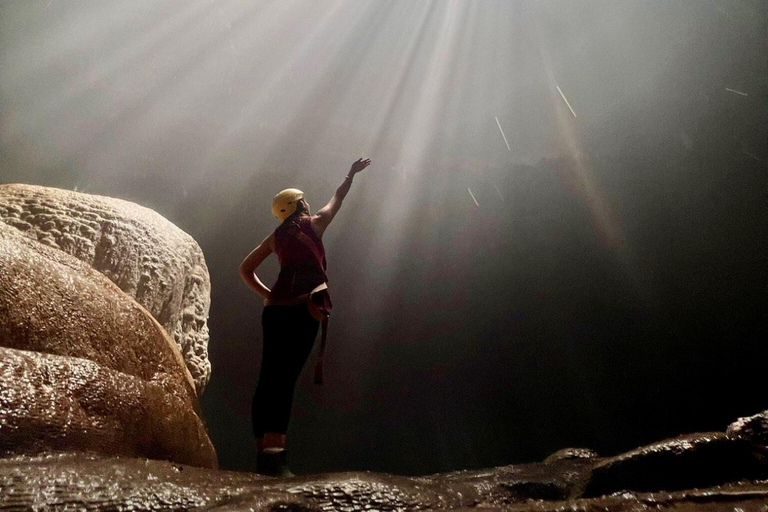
[271,188,305,221]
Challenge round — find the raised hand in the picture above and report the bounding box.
[349,158,372,176]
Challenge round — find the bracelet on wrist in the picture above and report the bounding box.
[345,175,353,180]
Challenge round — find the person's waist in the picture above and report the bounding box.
[277,264,326,275]
[266,283,328,307]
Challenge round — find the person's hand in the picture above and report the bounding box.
[349,158,372,176]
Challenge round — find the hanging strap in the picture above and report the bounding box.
[265,282,328,308]
[314,316,329,385]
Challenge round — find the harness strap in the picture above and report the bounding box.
[265,283,328,307]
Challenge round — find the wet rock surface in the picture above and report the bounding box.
[0,348,216,468]
[0,222,216,467]
[0,222,195,399]
[583,432,768,498]
[543,447,599,463]
[1,450,768,512]
[0,184,212,392]
[727,409,768,446]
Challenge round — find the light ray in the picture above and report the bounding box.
[362,0,468,290]
[530,5,648,295]
[495,116,512,152]
[556,85,577,118]
[467,188,479,207]
[493,183,504,201]
[725,88,748,97]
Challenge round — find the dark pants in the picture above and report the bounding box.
[252,304,319,438]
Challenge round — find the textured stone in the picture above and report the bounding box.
[0,222,216,467]
[430,459,593,503]
[2,452,768,512]
[0,183,211,392]
[583,432,768,497]
[544,447,599,463]
[0,221,194,397]
[0,348,217,468]
[727,409,768,446]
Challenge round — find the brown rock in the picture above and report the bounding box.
[2,452,768,512]
[0,221,193,397]
[0,184,212,392]
[0,348,216,468]
[727,409,768,446]
[583,432,768,497]
[544,447,599,463]
[0,222,216,467]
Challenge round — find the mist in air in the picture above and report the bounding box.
[1,0,766,474]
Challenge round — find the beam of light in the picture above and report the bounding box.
[495,116,512,152]
[493,183,504,201]
[4,0,308,190]
[202,0,353,163]
[530,4,648,296]
[467,188,479,207]
[314,2,447,266]
[357,0,469,287]
[556,85,577,118]
[2,0,645,294]
[1,0,208,172]
[724,88,748,97]
[351,2,441,169]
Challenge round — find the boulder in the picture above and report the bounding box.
[0,221,193,397]
[727,409,768,446]
[0,348,216,468]
[0,183,211,392]
[0,222,216,467]
[583,432,768,497]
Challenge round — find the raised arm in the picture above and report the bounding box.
[313,158,371,237]
[239,233,275,300]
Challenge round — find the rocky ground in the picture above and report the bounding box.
[2,425,768,511]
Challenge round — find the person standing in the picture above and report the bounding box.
[239,158,372,476]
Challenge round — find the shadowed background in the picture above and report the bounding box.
[1,0,766,475]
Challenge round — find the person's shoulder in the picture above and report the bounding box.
[264,231,277,250]
[307,215,326,239]
[299,214,318,229]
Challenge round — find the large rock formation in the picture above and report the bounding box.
[0,221,194,397]
[0,184,211,392]
[0,221,216,468]
[0,348,216,468]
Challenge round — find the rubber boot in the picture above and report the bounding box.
[257,448,294,477]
